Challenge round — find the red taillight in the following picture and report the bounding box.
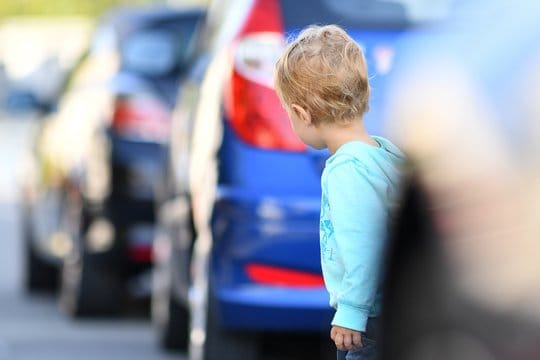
[128,243,153,263]
[246,263,325,288]
[112,96,170,143]
[238,0,283,35]
[225,68,306,151]
[224,0,306,151]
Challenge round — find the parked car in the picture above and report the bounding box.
[151,0,452,357]
[20,5,205,317]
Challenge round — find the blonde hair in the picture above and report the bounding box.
[274,24,370,124]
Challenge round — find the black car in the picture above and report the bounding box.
[20,5,205,317]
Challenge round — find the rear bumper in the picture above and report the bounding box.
[216,286,332,331]
[211,188,332,331]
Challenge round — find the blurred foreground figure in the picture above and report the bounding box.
[380,1,540,359]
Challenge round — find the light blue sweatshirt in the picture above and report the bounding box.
[320,136,405,332]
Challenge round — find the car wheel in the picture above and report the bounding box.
[59,210,125,317]
[189,283,259,360]
[24,240,59,293]
[153,196,193,350]
[60,247,124,317]
[152,231,189,351]
[22,207,59,293]
[21,191,61,293]
[153,283,189,351]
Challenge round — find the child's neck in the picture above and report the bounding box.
[320,118,378,154]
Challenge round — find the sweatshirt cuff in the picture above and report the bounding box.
[331,303,369,332]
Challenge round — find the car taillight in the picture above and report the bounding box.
[111,96,170,143]
[223,0,306,152]
[128,243,153,263]
[246,263,325,288]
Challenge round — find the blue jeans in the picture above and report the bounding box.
[336,317,380,360]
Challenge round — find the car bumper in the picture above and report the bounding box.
[215,285,332,331]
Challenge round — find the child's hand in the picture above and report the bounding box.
[330,325,362,351]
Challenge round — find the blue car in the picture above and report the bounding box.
[152,0,451,358]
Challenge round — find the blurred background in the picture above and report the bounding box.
[1,1,540,360]
[0,1,207,360]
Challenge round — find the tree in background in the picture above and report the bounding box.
[0,0,161,18]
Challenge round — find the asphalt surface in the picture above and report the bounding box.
[0,115,182,360]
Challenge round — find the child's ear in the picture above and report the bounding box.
[291,104,312,125]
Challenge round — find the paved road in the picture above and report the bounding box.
[0,115,183,360]
[0,293,178,360]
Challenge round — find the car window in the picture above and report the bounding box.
[122,30,176,75]
[281,0,454,29]
[121,16,201,76]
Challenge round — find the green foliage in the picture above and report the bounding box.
[0,0,161,18]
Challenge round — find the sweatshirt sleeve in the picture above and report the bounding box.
[326,160,387,332]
